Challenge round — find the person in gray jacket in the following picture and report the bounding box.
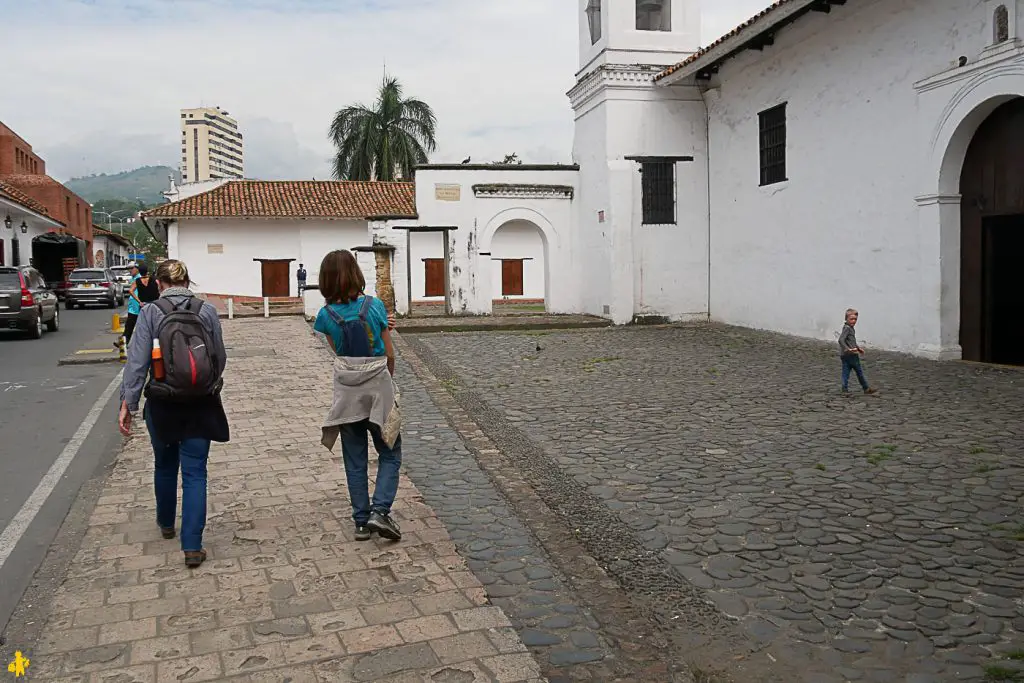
[838,308,876,396]
[118,259,229,568]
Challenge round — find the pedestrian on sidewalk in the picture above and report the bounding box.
[123,262,159,345]
[118,259,230,568]
[839,308,877,395]
[297,263,307,295]
[315,250,403,542]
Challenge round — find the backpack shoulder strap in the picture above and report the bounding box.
[324,304,345,326]
[358,295,373,322]
[154,298,174,315]
[184,297,204,314]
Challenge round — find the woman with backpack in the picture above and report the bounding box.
[118,259,229,568]
[315,250,403,542]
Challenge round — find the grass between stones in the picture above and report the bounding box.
[983,664,1023,681]
[865,444,897,466]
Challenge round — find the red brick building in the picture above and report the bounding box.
[0,122,93,264]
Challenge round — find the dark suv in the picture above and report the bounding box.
[0,266,60,339]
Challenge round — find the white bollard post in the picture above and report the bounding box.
[227,298,234,320]
[264,297,270,318]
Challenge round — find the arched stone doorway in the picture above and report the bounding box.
[960,97,1024,364]
[490,219,547,311]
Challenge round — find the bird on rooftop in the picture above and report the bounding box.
[461,157,471,164]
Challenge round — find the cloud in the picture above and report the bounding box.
[2,0,772,182]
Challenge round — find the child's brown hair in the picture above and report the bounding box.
[319,250,365,304]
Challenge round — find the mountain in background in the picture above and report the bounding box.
[65,166,180,206]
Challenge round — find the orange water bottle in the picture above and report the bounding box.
[152,340,165,381]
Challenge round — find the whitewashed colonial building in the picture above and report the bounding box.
[402,0,1024,365]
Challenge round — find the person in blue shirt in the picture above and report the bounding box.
[314,250,402,541]
[122,262,142,343]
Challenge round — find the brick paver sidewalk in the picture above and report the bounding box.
[27,317,544,683]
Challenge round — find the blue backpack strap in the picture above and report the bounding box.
[358,295,373,322]
[324,304,345,325]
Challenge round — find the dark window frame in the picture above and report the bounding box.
[640,161,676,225]
[759,103,788,186]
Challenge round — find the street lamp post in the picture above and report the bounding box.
[4,215,13,266]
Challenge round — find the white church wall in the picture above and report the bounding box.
[490,221,546,301]
[704,0,1019,355]
[573,79,709,323]
[572,104,615,318]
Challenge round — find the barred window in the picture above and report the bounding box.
[759,103,788,186]
[641,161,676,225]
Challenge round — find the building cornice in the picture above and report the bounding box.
[914,41,1024,93]
[568,64,664,111]
[472,184,575,200]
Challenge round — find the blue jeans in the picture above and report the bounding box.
[145,405,211,552]
[339,420,402,526]
[841,354,869,391]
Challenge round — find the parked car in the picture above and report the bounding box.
[110,265,134,288]
[65,268,120,309]
[0,266,60,339]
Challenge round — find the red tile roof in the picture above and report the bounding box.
[0,179,59,221]
[144,180,417,220]
[656,0,796,81]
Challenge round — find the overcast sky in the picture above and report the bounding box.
[1,0,773,183]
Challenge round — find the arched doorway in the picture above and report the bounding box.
[960,97,1024,364]
[490,219,548,312]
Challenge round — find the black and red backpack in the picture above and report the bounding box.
[145,297,222,401]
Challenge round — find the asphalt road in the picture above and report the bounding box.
[0,305,124,636]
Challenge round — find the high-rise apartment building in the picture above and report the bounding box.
[180,107,244,182]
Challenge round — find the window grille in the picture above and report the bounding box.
[641,161,676,225]
[759,103,788,186]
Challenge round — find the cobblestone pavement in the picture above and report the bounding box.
[23,318,545,683]
[403,324,1024,683]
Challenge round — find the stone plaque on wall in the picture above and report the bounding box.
[207,243,224,254]
[435,184,461,202]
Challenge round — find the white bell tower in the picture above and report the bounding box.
[568,0,710,327]
[579,0,700,75]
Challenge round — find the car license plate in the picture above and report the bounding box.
[82,284,92,288]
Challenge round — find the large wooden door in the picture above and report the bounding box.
[960,98,1024,363]
[501,260,524,296]
[256,259,292,297]
[424,259,445,297]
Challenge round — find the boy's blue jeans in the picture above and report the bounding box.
[841,353,869,391]
[339,420,402,526]
[145,405,211,552]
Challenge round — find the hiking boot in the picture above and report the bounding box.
[367,511,402,541]
[354,525,373,542]
[160,527,176,540]
[184,549,207,568]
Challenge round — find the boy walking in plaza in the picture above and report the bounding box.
[839,308,877,395]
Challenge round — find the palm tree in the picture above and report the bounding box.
[329,76,437,181]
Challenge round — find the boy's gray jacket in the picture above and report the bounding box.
[321,356,399,451]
